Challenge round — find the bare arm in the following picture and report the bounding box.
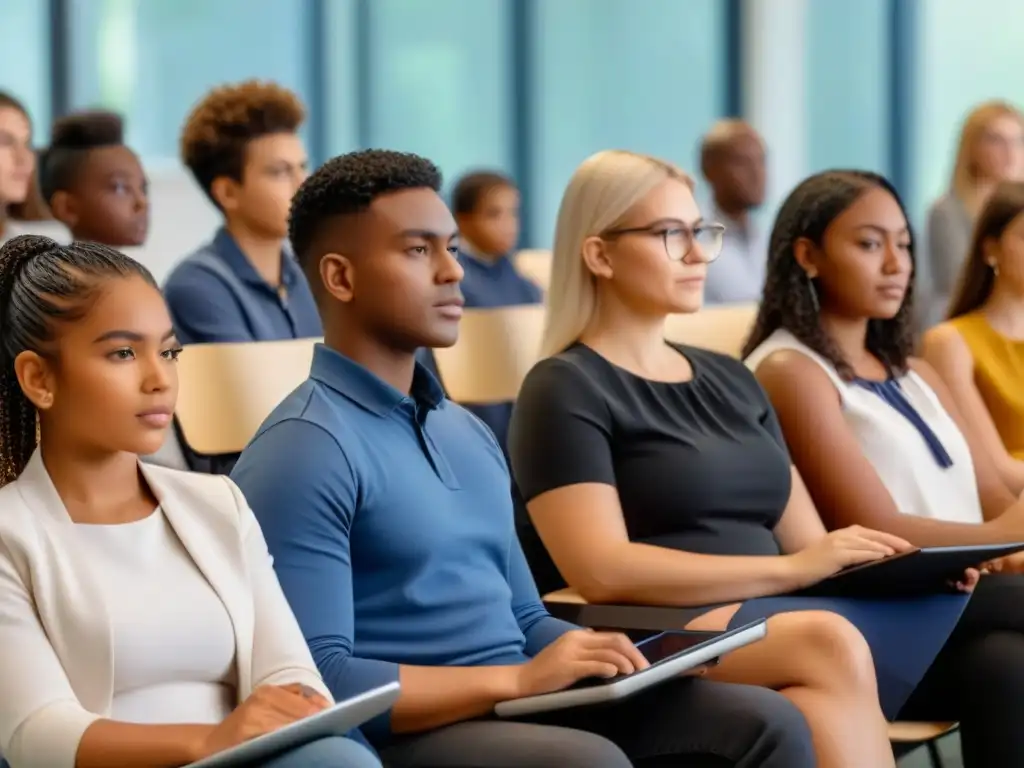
[391,666,519,733]
[772,466,830,554]
[754,350,1022,546]
[912,338,1024,500]
[75,722,212,768]
[526,482,805,606]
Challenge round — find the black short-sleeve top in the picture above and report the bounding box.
[508,343,792,558]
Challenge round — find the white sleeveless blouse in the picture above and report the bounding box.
[745,329,983,524]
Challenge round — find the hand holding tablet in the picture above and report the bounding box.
[511,628,650,701]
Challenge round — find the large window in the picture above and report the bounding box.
[68,0,314,166]
[0,0,51,143]
[529,0,727,246]
[804,0,891,178]
[361,0,513,190]
[909,0,1024,221]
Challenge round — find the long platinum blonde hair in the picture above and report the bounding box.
[540,150,693,358]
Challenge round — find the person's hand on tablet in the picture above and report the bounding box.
[787,526,915,588]
[192,684,329,761]
[514,629,650,698]
[983,550,1024,575]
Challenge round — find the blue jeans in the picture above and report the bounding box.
[247,736,383,768]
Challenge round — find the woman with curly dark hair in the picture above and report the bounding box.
[745,169,1024,767]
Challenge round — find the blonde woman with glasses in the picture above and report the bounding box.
[508,151,974,768]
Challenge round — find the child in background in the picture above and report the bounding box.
[451,170,541,306]
[38,110,149,247]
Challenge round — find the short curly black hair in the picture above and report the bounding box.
[180,80,305,205]
[742,169,916,381]
[288,149,443,274]
[450,170,515,216]
[38,110,125,203]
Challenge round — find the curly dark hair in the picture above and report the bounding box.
[288,149,443,278]
[0,235,156,486]
[180,80,305,205]
[451,170,515,216]
[38,110,126,203]
[741,170,916,381]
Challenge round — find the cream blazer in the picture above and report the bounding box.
[0,449,331,768]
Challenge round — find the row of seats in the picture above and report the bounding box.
[172,301,956,764]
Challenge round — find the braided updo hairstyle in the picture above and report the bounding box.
[741,170,916,381]
[0,235,157,486]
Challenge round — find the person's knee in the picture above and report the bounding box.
[271,736,383,768]
[784,610,877,692]
[534,730,632,768]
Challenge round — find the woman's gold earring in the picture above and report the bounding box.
[990,260,1000,276]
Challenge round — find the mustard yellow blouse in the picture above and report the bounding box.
[951,311,1024,459]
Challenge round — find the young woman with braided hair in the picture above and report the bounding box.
[745,169,1024,767]
[0,235,381,767]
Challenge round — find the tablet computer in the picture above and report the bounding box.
[794,542,1024,598]
[494,619,767,718]
[188,681,400,767]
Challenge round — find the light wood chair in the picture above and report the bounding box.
[175,337,320,455]
[663,303,759,359]
[514,249,552,292]
[543,588,956,765]
[431,305,546,404]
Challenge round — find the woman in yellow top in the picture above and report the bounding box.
[922,181,1024,494]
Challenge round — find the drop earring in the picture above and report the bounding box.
[990,260,1000,276]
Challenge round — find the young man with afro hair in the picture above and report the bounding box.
[231,149,815,768]
[163,80,321,345]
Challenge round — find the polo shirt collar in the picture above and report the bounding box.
[212,226,301,290]
[309,343,446,417]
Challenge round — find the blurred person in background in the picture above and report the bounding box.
[0,91,48,244]
[164,80,320,346]
[922,101,1024,326]
[922,180,1024,494]
[699,120,768,305]
[38,110,149,248]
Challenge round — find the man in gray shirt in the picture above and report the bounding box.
[700,120,768,305]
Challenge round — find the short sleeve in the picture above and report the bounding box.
[508,358,616,502]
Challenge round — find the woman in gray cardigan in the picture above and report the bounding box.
[923,101,1024,327]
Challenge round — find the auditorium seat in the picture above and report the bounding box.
[432,305,546,404]
[663,302,758,358]
[175,337,320,455]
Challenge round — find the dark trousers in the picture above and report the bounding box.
[900,574,1024,767]
[377,677,814,768]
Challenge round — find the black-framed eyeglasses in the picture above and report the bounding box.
[601,222,727,263]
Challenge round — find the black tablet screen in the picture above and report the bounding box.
[639,630,719,665]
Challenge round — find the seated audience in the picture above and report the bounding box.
[0,235,380,768]
[507,150,979,768]
[744,169,1024,768]
[698,120,768,304]
[921,101,1024,326]
[425,169,541,450]
[38,110,148,248]
[164,80,320,345]
[922,181,1024,494]
[231,149,817,768]
[0,92,48,244]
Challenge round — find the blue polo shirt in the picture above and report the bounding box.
[163,227,322,344]
[230,345,575,741]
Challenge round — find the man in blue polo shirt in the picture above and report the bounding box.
[163,80,322,344]
[231,150,814,768]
